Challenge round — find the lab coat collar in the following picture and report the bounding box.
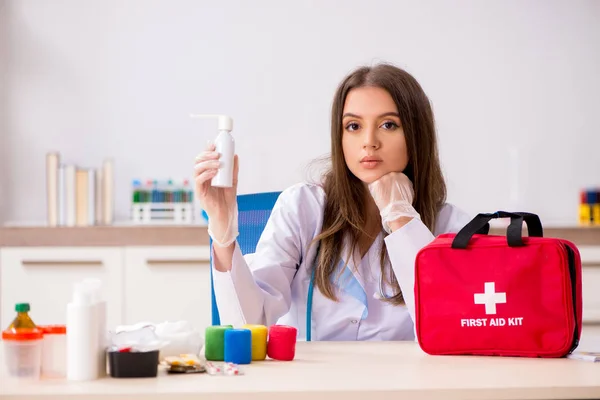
[328,233,384,320]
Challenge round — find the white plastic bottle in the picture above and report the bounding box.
[190,114,235,188]
[66,282,99,381]
[82,279,107,377]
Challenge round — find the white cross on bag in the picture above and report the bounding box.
[474,282,506,315]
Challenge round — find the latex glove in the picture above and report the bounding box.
[194,142,239,247]
[368,172,420,234]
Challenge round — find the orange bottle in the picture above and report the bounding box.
[7,303,37,330]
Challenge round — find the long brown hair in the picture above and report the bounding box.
[312,63,447,305]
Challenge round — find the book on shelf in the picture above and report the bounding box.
[45,152,114,227]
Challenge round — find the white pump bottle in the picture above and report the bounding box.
[190,114,235,188]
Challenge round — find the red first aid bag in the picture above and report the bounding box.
[414,211,582,358]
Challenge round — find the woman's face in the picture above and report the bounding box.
[341,86,409,184]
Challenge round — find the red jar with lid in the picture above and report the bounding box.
[1,328,44,380]
[38,325,67,378]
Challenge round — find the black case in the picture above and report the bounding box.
[108,350,159,378]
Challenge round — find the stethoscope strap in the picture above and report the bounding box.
[306,267,315,342]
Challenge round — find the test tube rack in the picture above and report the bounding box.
[130,179,195,225]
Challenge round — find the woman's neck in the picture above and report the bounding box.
[363,189,383,237]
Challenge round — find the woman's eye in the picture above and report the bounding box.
[345,122,360,132]
[381,121,399,130]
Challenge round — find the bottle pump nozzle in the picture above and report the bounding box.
[190,113,235,188]
[190,114,233,132]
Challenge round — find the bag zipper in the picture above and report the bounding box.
[563,243,580,353]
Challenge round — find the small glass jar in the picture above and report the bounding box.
[1,328,43,380]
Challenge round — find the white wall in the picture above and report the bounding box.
[0,1,9,224]
[1,0,599,225]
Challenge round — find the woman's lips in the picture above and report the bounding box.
[360,158,382,169]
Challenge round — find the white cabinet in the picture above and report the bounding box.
[0,245,214,334]
[577,246,600,352]
[579,325,600,352]
[0,242,595,350]
[581,266,600,323]
[0,247,123,329]
[123,246,212,333]
[579,246,600,323]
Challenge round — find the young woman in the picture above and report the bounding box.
[194,63,471,341]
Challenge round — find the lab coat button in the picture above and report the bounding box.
[351,319,358,324]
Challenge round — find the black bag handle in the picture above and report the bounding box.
[451,211,543,249]
[475,211,543,239]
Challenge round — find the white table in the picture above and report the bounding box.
[1,341,599,400]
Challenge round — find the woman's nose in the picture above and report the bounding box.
[363,128,380,149]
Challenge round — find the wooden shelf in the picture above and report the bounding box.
[0,226,210,247]
[489,226,600,246]
[0,225,598,247]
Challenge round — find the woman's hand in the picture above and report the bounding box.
[194,142,239,247]
[368,172,420,233]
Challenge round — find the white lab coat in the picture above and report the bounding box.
[212,182,471,341]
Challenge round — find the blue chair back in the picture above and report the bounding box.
[209,191,282,325]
